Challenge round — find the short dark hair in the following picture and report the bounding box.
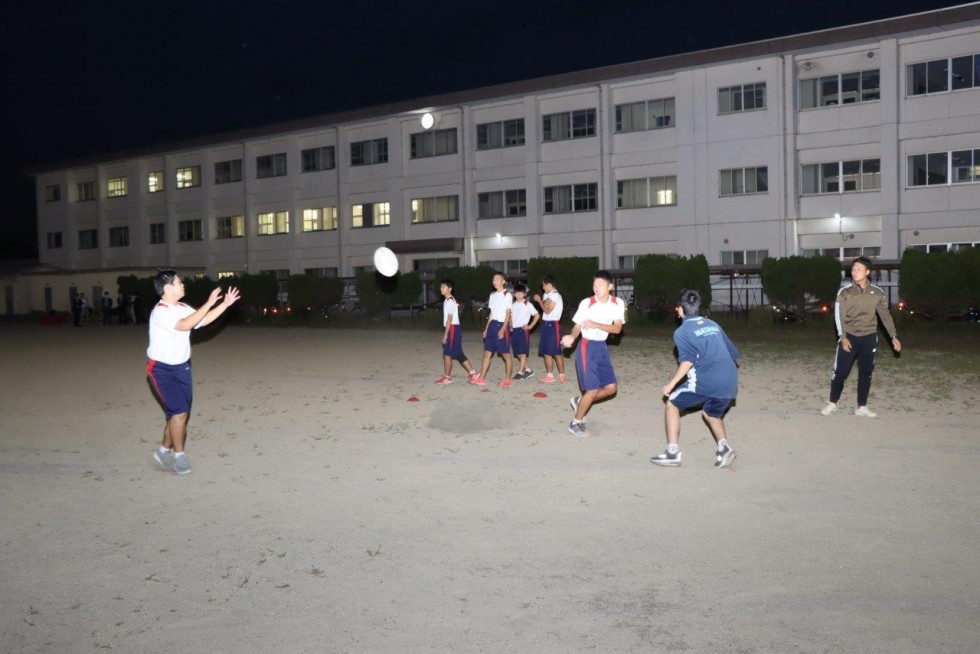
[542,275,555,286]
[154,269,178,296]
[678,289,701,316]
[594,270,613,284]
[852,256,873,272]
[440,278,454,291]
[513,283,527,294]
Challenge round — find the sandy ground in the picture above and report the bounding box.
[1,322,978,653]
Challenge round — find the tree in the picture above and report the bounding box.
[900,247,980,321]
[633,254,711,318]
[761,255,840,323]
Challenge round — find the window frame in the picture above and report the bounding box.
[301,146,336,173]
[718,82,767,115]
[177,219,204,242]
[215,214,245,239]
[256,153,287,179]
[302,207,338,232]
[542,109,596,142]
[257,211,290,235]
[175,166,201,189]
[214,159,243,184]
[350,138,389,166]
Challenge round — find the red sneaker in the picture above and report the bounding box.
[540,373,556,383]
[498,379,512,388]
[434,375,453,385]
[469,375,487,386]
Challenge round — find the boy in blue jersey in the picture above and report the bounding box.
[652,289,739,468]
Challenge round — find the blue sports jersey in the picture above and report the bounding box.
[673,316,740,399]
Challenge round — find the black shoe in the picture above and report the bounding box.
[650,450,682,467]
[715,444,736,469]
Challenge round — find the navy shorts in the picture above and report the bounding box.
[483,320,510,354]
[147,359,193,419]
[443,324,468,361]
[574,339,616,390]
[537,320,562,357]
[668,388,732,418]
[510,327,530,356]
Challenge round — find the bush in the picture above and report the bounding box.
[900,247,980,321]
[761,255,840,323]
[633,254,711,318]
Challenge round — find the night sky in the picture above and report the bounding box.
[0,0,965,259]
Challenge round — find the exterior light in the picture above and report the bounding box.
[420,113,435,129]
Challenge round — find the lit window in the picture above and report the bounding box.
[148,172,164,193]
[351,202,390,228]
[257,211,289,235]
[176,166,201,189]
[411,195,459,223]
[107,177,128,198]
[303,207,338,232]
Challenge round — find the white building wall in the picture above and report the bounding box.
[28,10,980,314]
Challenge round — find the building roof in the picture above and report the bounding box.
[27,2,980,175]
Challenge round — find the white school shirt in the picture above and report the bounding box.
[510,298,539,328]
[541,290,563,321]
[146,301,198,365]
[571,295,626,342]
[488,290,513,323]
[443,296,460,326]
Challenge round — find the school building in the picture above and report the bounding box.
[20,3,980,314]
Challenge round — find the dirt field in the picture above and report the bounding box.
[1,322,978,653]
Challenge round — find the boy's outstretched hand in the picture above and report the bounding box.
[222,287,241,307]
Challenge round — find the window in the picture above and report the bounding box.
[544,183,598,213]
[109,226,129,247]
[542,109,596,141]
[411,195,459,223]
[178,219,203,242]
[617,176,678,208]
[46,231,62,249]
[305,267,339,278]
[478,189,527,218]
[615,97,675,132]
[147,172,164,193]
[410,128,458,158]
[351,201,390,228]
[476,119,525,149]
[413,257,460,273]
[801,70,879,108]
[217,271,241,280]
[719,167,768,195]
[718,82,766,114]
[106,177,128,198]
[908,152,945,186]
[301,146,336,172]
[481,259,529,275]
[801,159,880,194]
[908,54,980,95]
[76,181,97,202]
[214,159,243,184]
[78,229,98,249]
[350,138,388,166]
[618,254,677,269]
[302,207,338,232]
[149,222,166,244]
[216,215,245,239]
[256,153,287,178]
[952,149,980,183]
[721,249,768,265]
[805,246,881,260]
[257,211,289,235]
[44,184,61,202]
[176,166,201,189]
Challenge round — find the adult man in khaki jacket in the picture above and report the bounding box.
[821,257,902,418]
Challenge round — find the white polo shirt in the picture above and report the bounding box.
[147,301,198,365]
[541,290,563,321]
[488,290,513,322]
[571,295,626,342]
[443,296,460,326]
[510,298,538,328]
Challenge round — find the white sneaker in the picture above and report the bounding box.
[820,402,838,416]
[854,406,877,418]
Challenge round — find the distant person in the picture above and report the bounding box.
[533,275,566,383]
[128,293,138,325]
[146,269,240,475]
[472,271,514,388]
[652,289,739,469]
[79,293,90,325]
[560,270,625,437]
[101,291,113,325]
[821,256,902,418]
[509,283,540,379]
[434,278,478,385]
[71,294,82,327]
[117,293,126,324]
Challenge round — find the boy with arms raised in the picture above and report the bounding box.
[146,269,240,475]
[561,270,625,437]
